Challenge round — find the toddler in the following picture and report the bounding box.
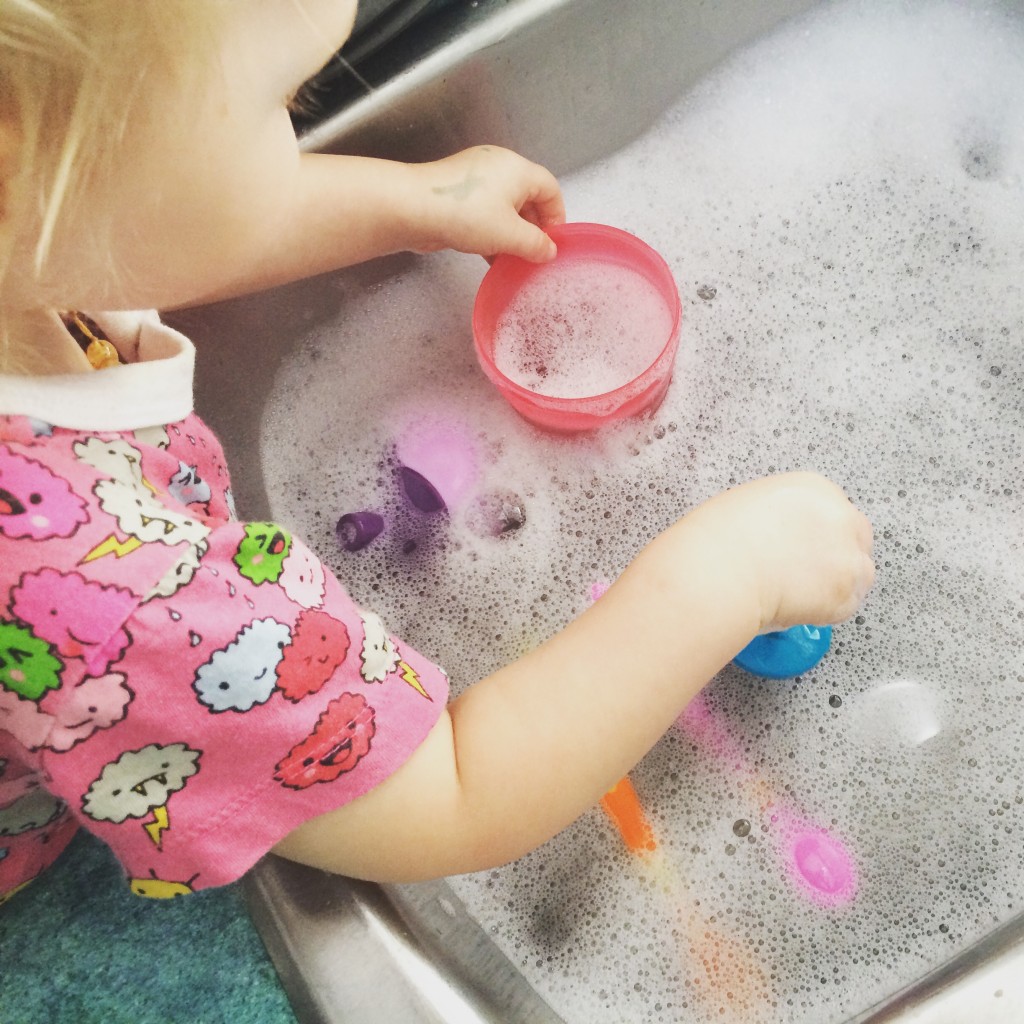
[0,0,874,900]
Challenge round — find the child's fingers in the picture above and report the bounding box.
[504,172,564,262]
[854,507,874,554]
[503,219,557,263]
[524,173,566,229]
[422,147,564,261]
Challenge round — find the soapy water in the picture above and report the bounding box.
[492,259,673,397]
[678,693,858,908]
[261,1,1024,1021]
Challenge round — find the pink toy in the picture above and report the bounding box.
[783,817,858,907]
[473,223,681,432]
[394,414,480,512]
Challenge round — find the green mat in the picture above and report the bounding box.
[0,832,296,1024]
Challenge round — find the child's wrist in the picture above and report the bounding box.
[395,161,454,254]
[644,516,764,648]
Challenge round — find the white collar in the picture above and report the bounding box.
[0,311,195,431]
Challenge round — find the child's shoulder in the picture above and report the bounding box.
[0,413,232,599]
[1,410,233,525]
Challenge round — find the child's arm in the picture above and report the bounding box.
[190,146,564,305]
[273,472,875,882]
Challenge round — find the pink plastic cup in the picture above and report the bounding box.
[472,222,681,432]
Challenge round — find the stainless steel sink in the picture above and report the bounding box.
[169,0,1024,1020]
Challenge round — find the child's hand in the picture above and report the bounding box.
[411,146,566,262]
[687,472,875,633]
[185,147,563,303]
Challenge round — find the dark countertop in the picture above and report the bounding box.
[0,831,296,1024]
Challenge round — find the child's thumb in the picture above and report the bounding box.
[510,223,557,264]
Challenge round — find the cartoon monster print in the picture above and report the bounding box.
[11,569,135,675]
[47,675,131,749]
[274,692,376,790]
[142,537,208,603]
[233,523,291,585]
[275,609,350,703]
[73,439,212,591]
[193,617,291,713]
[357,611,432,699]
[0,788,66,837]
[73,437,148,491]
[0,672,133,752]
[82,742,201,848]
[278,542,326,609]
[358,611,401,683]
[50,673,132,750]
[130,869,200,899]
[168,461,211,508]
[0,445,89,540]
[27,418,53,437]
[0,689,51,749]
[83,478,210,563]
[132,425,170,450]
[0,619,62,700]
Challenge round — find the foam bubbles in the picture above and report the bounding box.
[261,1,1024,1020]
[492,260,673,397]
[845,679,943,748]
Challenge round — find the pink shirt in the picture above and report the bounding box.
[0,314,448,899]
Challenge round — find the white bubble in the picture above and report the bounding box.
[846,679,943,748]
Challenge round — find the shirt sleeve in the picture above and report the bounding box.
[39,520,449,895]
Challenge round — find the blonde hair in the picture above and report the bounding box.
[0,1,228,370]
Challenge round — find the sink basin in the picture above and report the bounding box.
[168,0,1024,1020]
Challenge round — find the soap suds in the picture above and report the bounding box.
[492,259,673,397]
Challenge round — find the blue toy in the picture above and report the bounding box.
[733,624,833,679]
